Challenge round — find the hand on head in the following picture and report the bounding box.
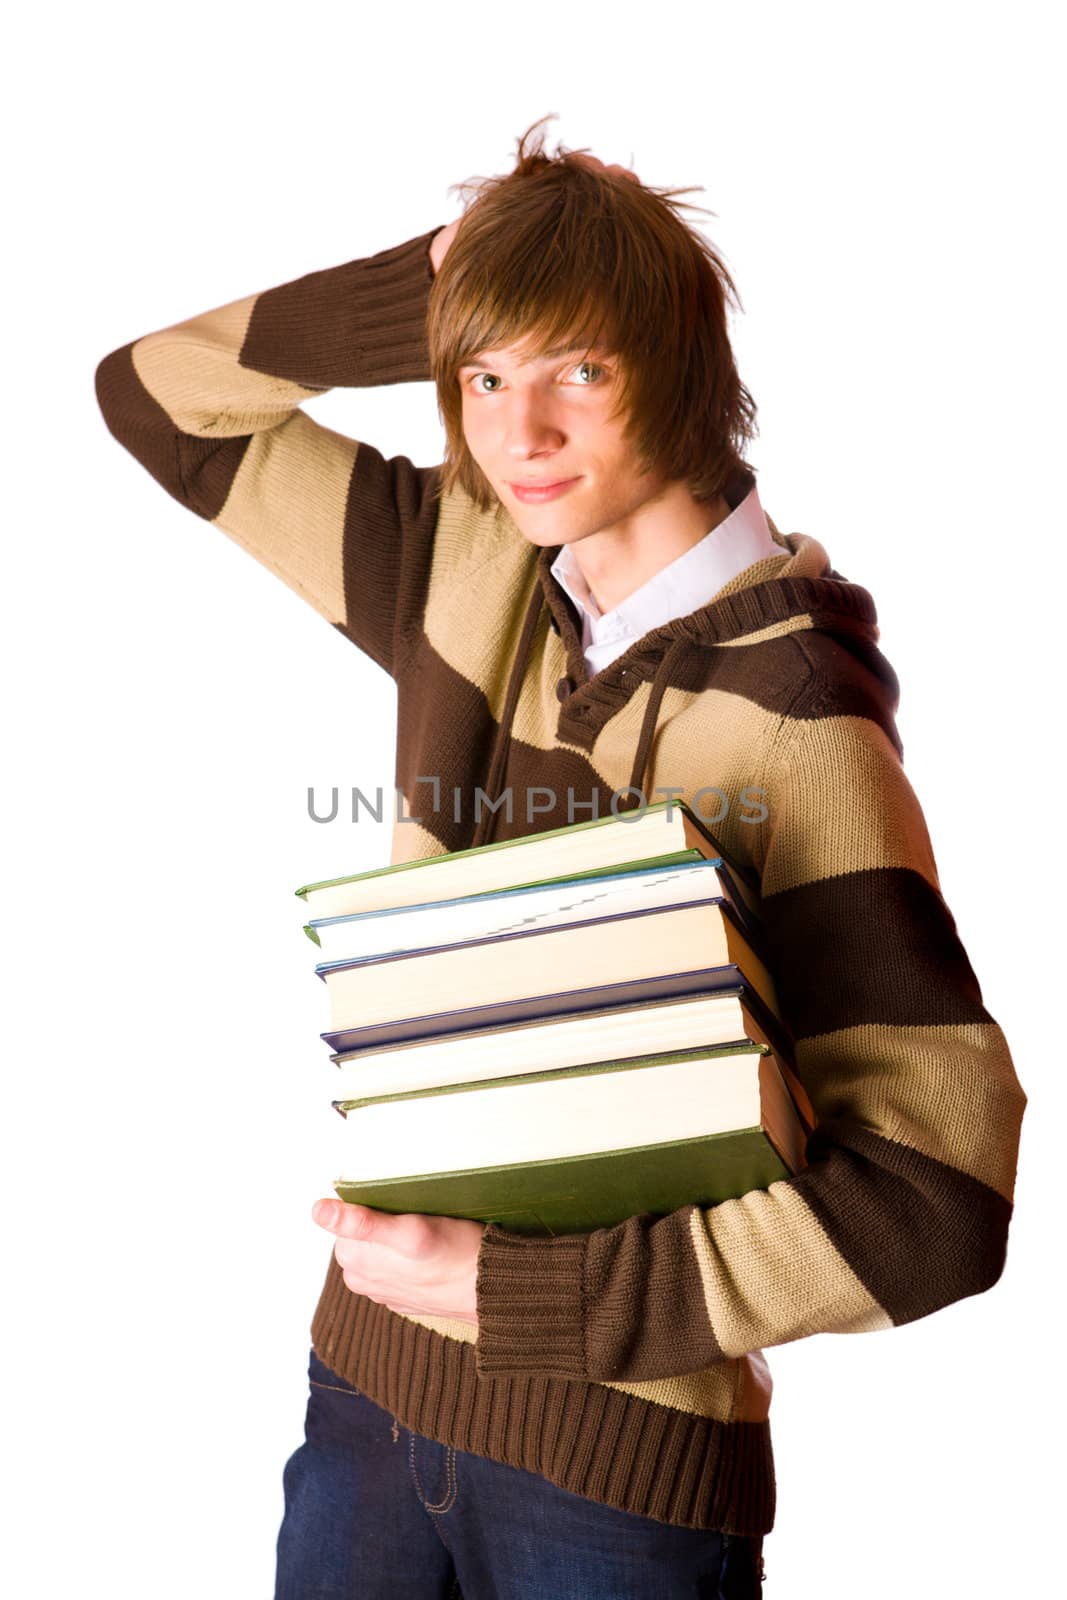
[568,151,641,185]
[429,150,641,275]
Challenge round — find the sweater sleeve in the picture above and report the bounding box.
[473,663,1027,1381]
[94,227,446,680]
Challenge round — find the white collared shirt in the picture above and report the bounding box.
[549,482,781,676]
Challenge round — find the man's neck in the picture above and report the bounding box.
[567,484,732,615]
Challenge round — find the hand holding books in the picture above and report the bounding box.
[310,1198,484,1325]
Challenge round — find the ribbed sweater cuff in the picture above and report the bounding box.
[237,225,443,390]
[474,1224,589,1377]
[345,227,441,386]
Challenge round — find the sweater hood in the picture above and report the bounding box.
[470,518,897,849]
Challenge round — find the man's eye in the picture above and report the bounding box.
[569,361,605,385]
[470,373,501,393]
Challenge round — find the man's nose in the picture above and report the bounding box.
[503,392,565,459]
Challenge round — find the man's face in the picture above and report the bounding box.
[458,337,670,548]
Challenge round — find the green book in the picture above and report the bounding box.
[295,799,760,922]
[329,1046,807,1236]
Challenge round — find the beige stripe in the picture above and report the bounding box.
[214,413,356,626]
[635,684,778,827]
[708,551,793,602]
[399,1313,771,1423]
[399,501,942,899]
[582,680,663,779]
[412,668,781,885]
[492,676,780,873]
[431,483,511,572]
[410,627,928,918]
[415,515,835,761]
[718,613,815,647]
[389,814,451,868]
[511,673,777,795]
[577,684,777,880]
[401,571,944,912]
[760,713,942,895]
[131,295,320,435]
[710,530,832,599]
[602,1349,773,1424]
[423,496,538,714]
[400,1312,478,1342]
[419,489,578,741]
[689,1184,891,1358]
[797,1022,1025,1201]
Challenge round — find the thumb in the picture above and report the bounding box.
[312,1198,381,1239]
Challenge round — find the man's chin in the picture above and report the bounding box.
[515,522,576,548]
[495,502,578,547]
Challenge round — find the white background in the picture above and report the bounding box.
[4,2,1062,1594]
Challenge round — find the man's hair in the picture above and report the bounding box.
[426,114,758,515]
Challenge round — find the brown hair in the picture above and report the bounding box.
[426,114,758,515]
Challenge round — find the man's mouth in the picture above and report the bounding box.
[507,478,581,504]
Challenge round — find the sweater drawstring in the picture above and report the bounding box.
[622,636,689,809]
[470,580,546,849]
[471,588,691,847]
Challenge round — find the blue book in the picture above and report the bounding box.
[308,857,760,968]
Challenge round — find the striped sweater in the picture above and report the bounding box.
[94,225,1026,1537]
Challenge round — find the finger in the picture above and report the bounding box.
[571,152,639,184]
[336,1250,418,1306]
[335,1239,396,1285]
[312,1198,386,1240]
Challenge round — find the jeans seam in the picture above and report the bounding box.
[408,1433,459,1514]
[309,1378,362,1398]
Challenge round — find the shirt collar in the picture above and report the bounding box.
[548,480,780,648]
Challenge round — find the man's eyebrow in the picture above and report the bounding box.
[458,343,612,370]
[540,343,610,359]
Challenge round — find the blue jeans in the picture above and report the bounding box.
[275,1350,765,1598]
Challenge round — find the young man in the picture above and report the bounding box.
[95,119,1025,1598]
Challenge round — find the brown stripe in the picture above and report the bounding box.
[396,631,619,849]
[339,443,441,676]
[535,539,875,652]
[399,1312,771,1426]
[789,629,903,749]
[794,1124,1014,1324]
[761,867,990,1039]
[475,1210,725,1382]
[536,555,815,726]
[239,229,438,387]
[95,343,251,521]
[582,1206,726,1375]
[717,623,904,751]
[310,1256,775,1535]
[795,1022,1025,1201]
[395,639,515,850]
[544,604,892,750]
[414,504,892,757]
[486,737,650,839]
[577,632,814,720]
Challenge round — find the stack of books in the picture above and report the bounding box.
[295,801,815,1238]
